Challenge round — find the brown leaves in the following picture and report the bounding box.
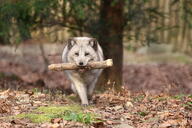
[0,88,192,128]
[92,90,192,127]
[11,119,27,125]
[186,113,192,126]
[0,89,16,114]
[0,99,11,113]
[159,119,181,127]
[92,121,105,128]
[50,118,63,124]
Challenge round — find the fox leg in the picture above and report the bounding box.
[74,82,88,105]
[69,77,88,105]
[66,72,89,105]
[71,83,77,93]
[87,78,98,100]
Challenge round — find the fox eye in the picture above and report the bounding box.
[85,52,89,56]
[75,52,79,56]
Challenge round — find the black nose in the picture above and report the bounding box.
[79,62,84,66]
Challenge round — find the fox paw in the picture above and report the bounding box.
[81,104,89,107]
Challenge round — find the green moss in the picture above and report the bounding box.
[157,97,168,101]
[172,94,186,100]
[67,95,80,102]
[0,72,20,80]
[16,105,100,124]
[16,113,51,123]
[182,101,192,110]
[132,95,145,102]
[0,72,5,79]
[37,105,81,114]
[51,110,97,124]
[32,88,41,93]
[138,111,148,117]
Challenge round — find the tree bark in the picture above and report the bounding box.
[0,36,5,44]
[98,0,124,90]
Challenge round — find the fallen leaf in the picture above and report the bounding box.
[51,118,63,124]
[124,101,133,109]
[11,119,26,125]
[159,120,179,128]
[92,121,105,128]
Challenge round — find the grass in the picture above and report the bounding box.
[171,94,186,100]
[182,101,192,110]
[146,54,192,64]
[138,111,148,117]
[67,94,80,102]
[157,97,168,101]
[32,88,41,93]
[188,95,192,98]
[16,105,100,124]
[0,72,20,80]
[16,114,51,123]
[132,95,145,102]
[124,52,192,64]
[0,72,5,79]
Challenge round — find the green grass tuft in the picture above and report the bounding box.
[182,101,192,110]
[66,95,80,102]
[36,105,81,114]
[133,95,145,102]
[188,95,192,98]
[138,111,148,117]
[16,105,100,124]
[157,97,168,101]
[16,113,51,123]
[172,94,186,100]
[0,72,5,79]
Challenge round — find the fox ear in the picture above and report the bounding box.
[89,38,98,51]
[67,38,76,50]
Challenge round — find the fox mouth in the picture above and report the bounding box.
[78,68,86,73]
[77,66,90,73]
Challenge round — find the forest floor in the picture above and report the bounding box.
[0,44,192,127]
[0,88,191,128]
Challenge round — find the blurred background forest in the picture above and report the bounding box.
[1,0,192,94]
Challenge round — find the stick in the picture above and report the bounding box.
[48,59,113,71]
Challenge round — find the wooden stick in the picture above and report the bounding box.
[48,59,113,71]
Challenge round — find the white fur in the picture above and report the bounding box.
[62,37,104,105]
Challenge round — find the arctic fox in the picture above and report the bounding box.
[62,37,104,105]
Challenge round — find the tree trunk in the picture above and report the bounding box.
[97,0,124,90]
[0,36,5,44]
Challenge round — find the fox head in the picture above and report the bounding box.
[65,37,101,66]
